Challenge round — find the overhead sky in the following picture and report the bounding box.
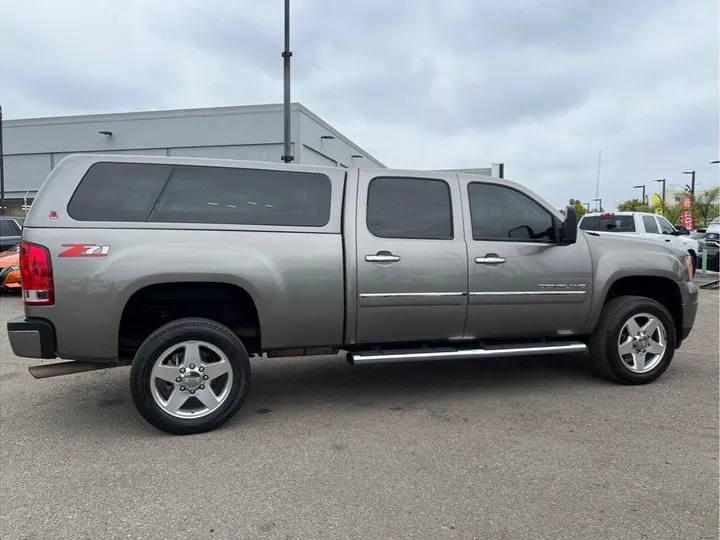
[1,0,718,209]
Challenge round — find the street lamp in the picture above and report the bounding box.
[0,105,4,216]
[653,178,666,205]
[281,0,294,163]
[633,184,647,205]
[681,170,695,198]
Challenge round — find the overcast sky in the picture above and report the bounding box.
[1,0,718,208]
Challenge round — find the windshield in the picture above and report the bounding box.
[579,215,636,232]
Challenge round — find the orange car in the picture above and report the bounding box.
[0,244,21,292]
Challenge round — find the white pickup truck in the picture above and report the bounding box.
[578,212,702,273]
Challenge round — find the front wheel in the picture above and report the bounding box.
[130,318,251,435]
[589,295,676,385]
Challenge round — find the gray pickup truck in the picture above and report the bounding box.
[7,155,699,434]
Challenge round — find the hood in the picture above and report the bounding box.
[581,230,686,257]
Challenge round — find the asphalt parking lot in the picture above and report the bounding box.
[0,292,718,540]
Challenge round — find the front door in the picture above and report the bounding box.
[460,178,593,339]
[354,172,469,344]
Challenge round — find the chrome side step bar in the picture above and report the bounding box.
[347,342,587,365]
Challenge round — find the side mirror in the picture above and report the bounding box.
[561,206,578,245]
[508,225,533,240]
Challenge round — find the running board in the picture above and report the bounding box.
[346,342,587,365]
[28,361,122,379]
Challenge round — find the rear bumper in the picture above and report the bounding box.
[7,317,57,359]
[678,281,699,343]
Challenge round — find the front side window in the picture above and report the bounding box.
[366,177,453,239]
[468,183,555,242]
[657,216,676,234]
[150,166,332,227]
[642,215,659,234]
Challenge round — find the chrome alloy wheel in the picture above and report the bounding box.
[149,340,234,418]
[617,312,667,374]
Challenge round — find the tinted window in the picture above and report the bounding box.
[0,220,18,236]
[642,215,659,234]
[68,162,173,222]
[657,216,675,234]
[366,177,453,239]
[150,166,332,227]
[579,215,636,232]
[467,183,555,242]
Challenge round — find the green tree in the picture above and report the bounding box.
[693,187,720,229]
[616,198,651,212]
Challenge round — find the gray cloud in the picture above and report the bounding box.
[0,0,717,208]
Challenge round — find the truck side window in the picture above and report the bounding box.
[366,177,453,240]
[468,183,555,242]
[67,162,174,222]
[150,165,332,227]
[0,220,17,236]
[642,215,659,233]
[657,216,675,234]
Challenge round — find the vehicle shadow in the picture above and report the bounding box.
[7,352,601,437]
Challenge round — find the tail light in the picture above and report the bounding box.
[20,242,55,306]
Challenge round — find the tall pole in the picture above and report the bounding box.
[281,0,294,163]
[594,148,602,207]
[660,179,665,206]
[0,105,5,216]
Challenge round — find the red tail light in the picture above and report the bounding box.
[20,242,55,306]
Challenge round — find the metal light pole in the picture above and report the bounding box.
[681,170,696,198]
[281,0,294,163]
[0,105,4,216]
[633,184,646,205]
[653,178,666,206]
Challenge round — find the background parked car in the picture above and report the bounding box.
[698,217,720,271]
[0,244,21,293]
[0,216,24,252]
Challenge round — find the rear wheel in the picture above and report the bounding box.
[589,295,676,384]
[130,317,251,435]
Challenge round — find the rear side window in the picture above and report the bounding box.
[68,162,173,222]
[0,220,19,236]
[642,215,659,234]
[579,215,636,232]
[150,166,332,227]
[366,176,453,239]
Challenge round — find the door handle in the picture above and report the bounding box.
[366,252,401,263]
[475,254,506,264]
[664,239,671,242]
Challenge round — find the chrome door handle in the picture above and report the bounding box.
[475,256,506,264]
[366,253,401,263]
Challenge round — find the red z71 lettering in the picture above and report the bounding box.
[58,244,111,257]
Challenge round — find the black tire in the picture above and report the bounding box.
[690,253,697,276]
[588,295,676,385]
[130,317,251,435]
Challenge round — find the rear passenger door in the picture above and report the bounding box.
[354,172,468,344]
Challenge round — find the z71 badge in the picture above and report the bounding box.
[58,244,111,257]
